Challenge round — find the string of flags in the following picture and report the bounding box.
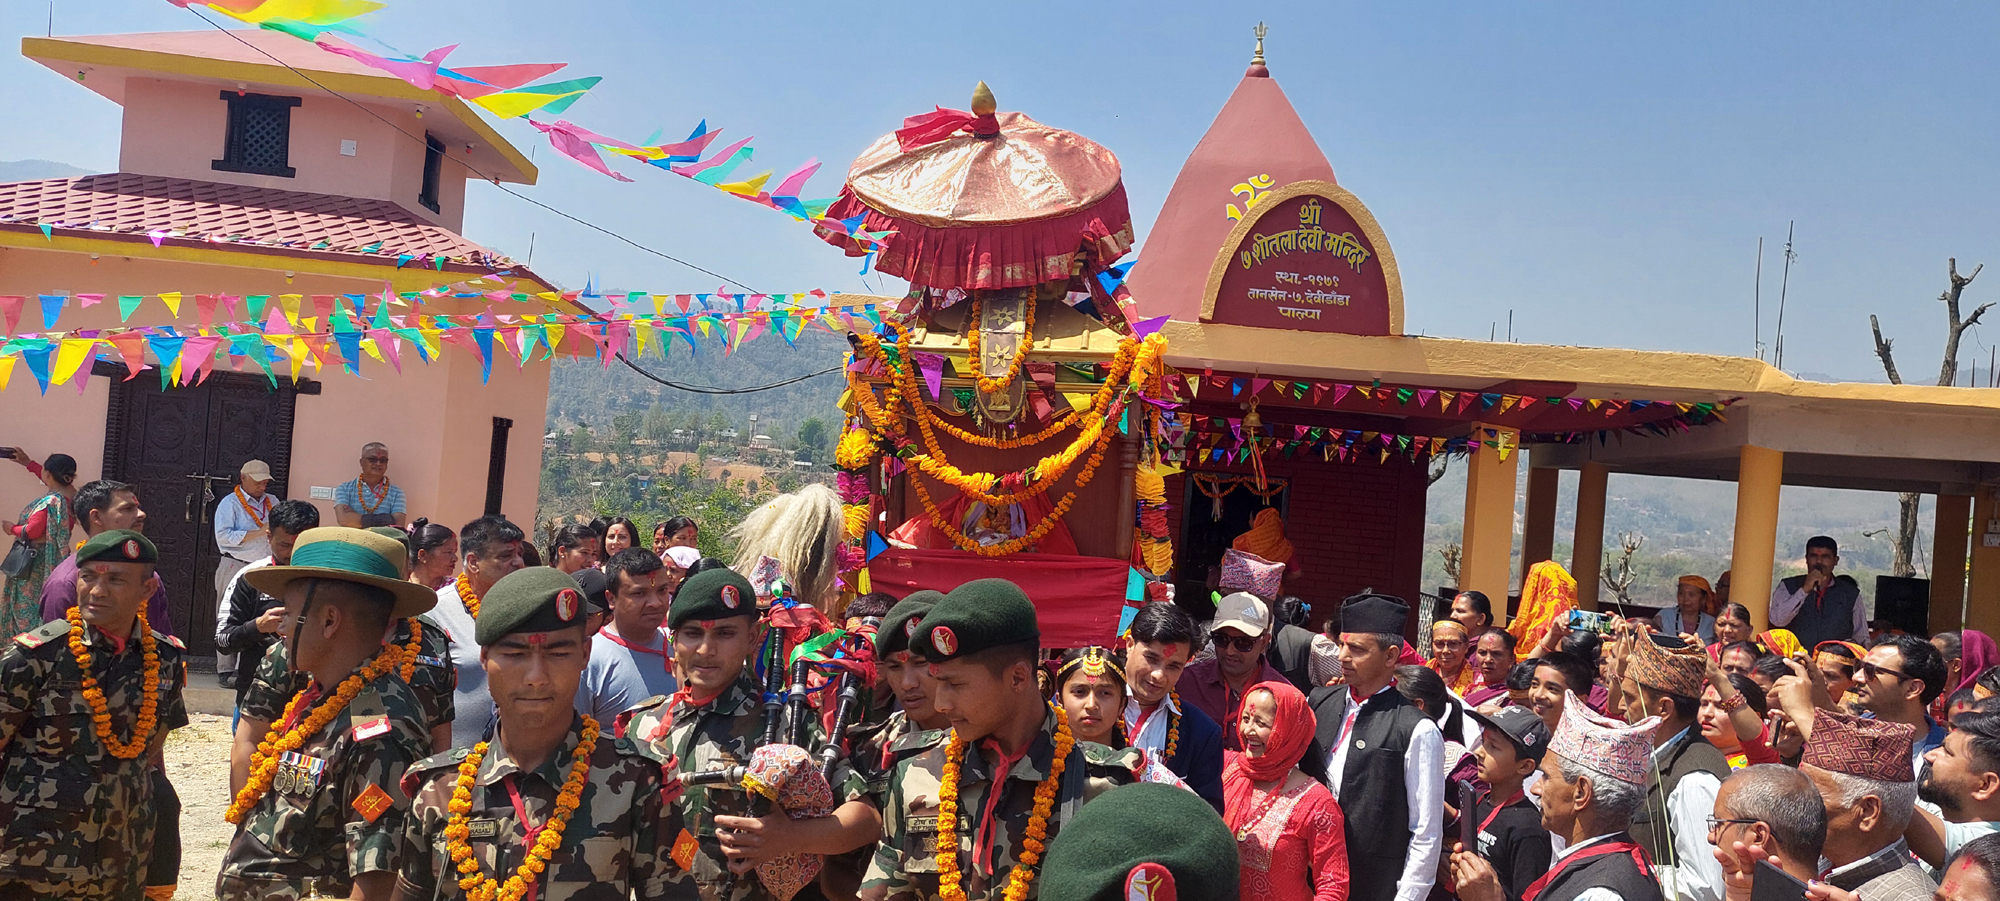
[1176,371,1735,423]
[161,0,896,255]
[0,280,894,395]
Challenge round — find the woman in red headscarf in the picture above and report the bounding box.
[1226,679,1349,901]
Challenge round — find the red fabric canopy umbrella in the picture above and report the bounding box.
[818,84,1134,290]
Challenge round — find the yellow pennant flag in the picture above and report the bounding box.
[360,337,384,363]
[51,338,95,386]
[544,321,566,355]
[159,292,183,317]
[1063,391,1093,412]
[716,171,773,197]
[633,320,652,357]
[279,294,304,325]
[0,355,16,391]
[217,0,385,26]
[855,568,871,595]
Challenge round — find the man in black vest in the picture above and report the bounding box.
[1614,632,1729,901]
[1516,691,1666,901]
[1770,535,1866,647]
[1307,592,1442,901]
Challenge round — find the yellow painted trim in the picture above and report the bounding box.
[1197,179,1405,336]
[0,230,556,295]
[21,36,538,185]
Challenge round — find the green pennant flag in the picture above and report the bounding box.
[1395,388,1414,405]
[247,294,271,324]
[117,295,143,323]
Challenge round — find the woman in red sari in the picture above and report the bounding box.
[1226,679,1349,901]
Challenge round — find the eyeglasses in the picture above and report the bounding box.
[1214,634,1261,653]
[1858,662,1914,682]
[1706,816,1760,834]
[363,456,390,464]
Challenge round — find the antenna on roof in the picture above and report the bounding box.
[48,1,54,36]
[1753,237,1764,360]
[1773,220,1797,369]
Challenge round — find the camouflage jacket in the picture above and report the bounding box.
[0,618,188,900]
[853,710,945,807]
[215,665,432,901]
[241,616,456,734]
[621,673,868,901]
[861,708,1139,901]
[394,712,675,900]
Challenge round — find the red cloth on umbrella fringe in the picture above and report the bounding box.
[865,548,1130,648]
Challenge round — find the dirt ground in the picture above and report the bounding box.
[164,713,235,901]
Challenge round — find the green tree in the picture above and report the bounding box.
[796,417,830,463]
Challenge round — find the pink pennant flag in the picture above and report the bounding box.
[1331,383,1353,405]
[1416,389,1436,407]
[915,353,944,399]
[313,37,455,91]
[76,293,105,309]
[371,329,402,373]
[434,62,568,99]
[1250,377,1271,397]
[771,158,820,199]
[0,295,23,335]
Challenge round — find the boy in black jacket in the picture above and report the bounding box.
[1450,705,1555,901]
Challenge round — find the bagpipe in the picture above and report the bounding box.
[681,576,882,900]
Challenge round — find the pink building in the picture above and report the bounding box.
[0,31,561,656]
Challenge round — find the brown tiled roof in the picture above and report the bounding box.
[0,173,518,270]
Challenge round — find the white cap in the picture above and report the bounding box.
[239,459,273,481]
[1209,591,1271,638]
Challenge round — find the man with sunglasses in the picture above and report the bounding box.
[1857,635,1949,777]
[1179,591,1284,752]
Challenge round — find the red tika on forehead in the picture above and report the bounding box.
[527,633,547,646]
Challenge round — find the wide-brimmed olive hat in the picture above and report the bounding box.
[245,526,437,618]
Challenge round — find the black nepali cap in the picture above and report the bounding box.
[1340,591,1409,636]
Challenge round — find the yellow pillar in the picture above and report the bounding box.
[1968,489,2000,636]
[1522,464,1559,575]
[1932,494,1972,634]
[1730,446,1784,632]
[1460,425,1521,606]
[1572,462,1609,610]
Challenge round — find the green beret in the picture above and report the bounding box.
[913,579,1039,662]
[474,567,588,645]
[76,529,157,566]
[1038,782,1239,901]
[877,590,944,656]
[669,567,757,629]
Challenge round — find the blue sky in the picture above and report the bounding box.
[7,1,2000,382]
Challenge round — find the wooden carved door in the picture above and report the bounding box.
[101,365,307,658]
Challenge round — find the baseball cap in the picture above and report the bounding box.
[240,459,273,481]
[1209,591,1270,639]
[1469,704,1551,762]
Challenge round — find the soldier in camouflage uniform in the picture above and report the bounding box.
[820,592,948,900]
[863,579,1138,901]
[0,530,188,901]
[216,527,441,901]
[395,566,676,900]
[621,567,880,901]
[237,612,458,762]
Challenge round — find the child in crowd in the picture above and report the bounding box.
[1448,705,1554,901]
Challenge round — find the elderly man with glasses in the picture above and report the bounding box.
[1707,765,1828,901]
[333,442,406,528]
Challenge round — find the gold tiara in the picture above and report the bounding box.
[1057,646,1126,683]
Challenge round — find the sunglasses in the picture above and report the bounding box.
[1858,662,1913,682]
[1214,634,1262,653]
[363,456,390,464]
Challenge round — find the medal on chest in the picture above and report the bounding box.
[276,751,328,796]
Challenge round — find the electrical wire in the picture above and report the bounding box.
[615,354,842,394]
[184,8,763,294]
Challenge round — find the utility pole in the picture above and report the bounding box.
[1774,222,1797,370]
[1754,237,1764,360]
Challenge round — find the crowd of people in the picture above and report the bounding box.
[3,442,1999,901]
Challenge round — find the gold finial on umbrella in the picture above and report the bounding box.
[971,81,996,116]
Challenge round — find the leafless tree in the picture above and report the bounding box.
[1429,454,1451,486]
[1602,531,1645,606]
[1439,542,1462,588]
[1869,258,1988,576]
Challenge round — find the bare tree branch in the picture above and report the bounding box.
[1939,257,1985,387]
[1871,314,1903,385]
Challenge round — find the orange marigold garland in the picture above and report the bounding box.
[935,705,1073,901]
[399,618,424,683]
[65,605,161,760]
[456,572,484,620]
[963,292,1036,395]
[225,643,406,823]
[445,716,599,901]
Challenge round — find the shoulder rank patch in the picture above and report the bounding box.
[160,633,185,650]
[671,828,700,871]
[14,622,63,649]
[352,783,394,823]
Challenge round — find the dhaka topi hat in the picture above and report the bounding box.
[244,526,436,618]
[77,529,156,566]
[1627,631,1708,699]
[1549,690,1661,786]
[476,567,589,645]
[914,579,1039,662]
[1341,591,1409,637]
[878,590,943,656]
[669,567,757,629]
[1803,709,1916,782]
[1038,782,1239,901]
